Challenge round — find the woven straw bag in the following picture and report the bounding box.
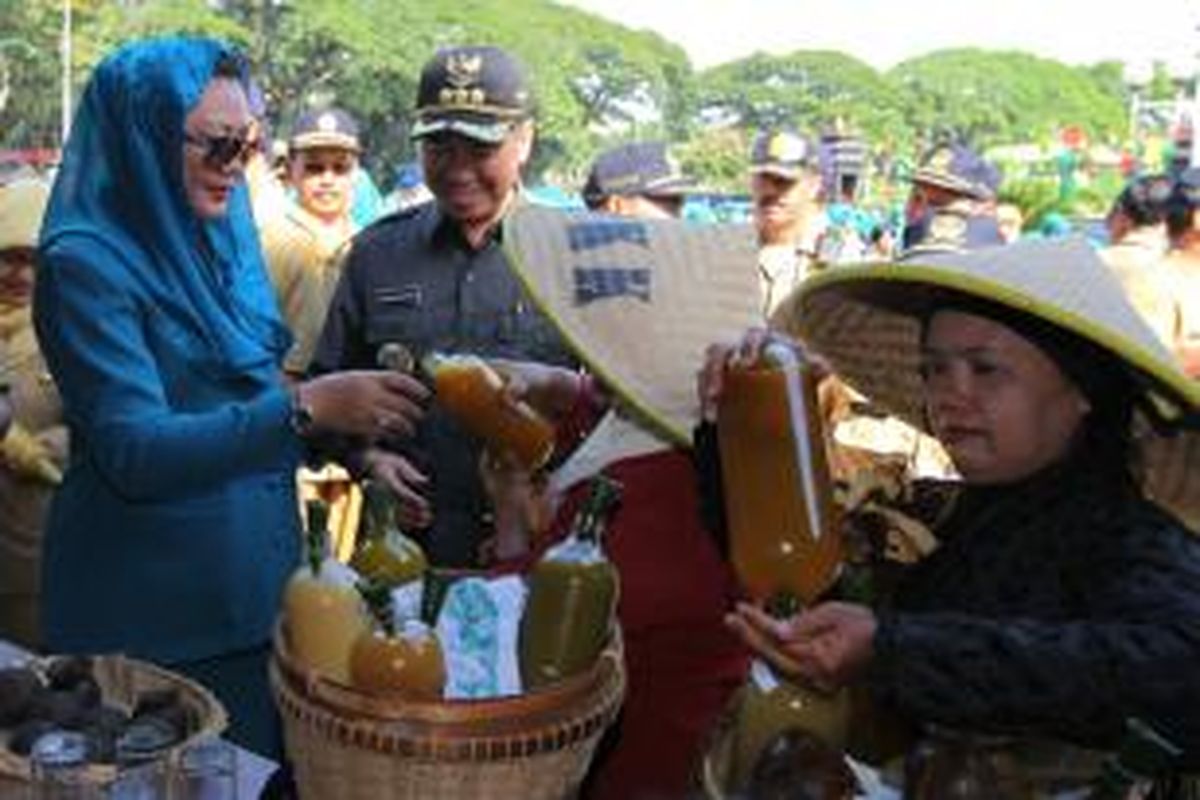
[270,626,625,800]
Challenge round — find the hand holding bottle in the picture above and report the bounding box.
[298,370,428,439]
[697,328,827,423]
[489,359,585,422]
[360,447,432,530]
[725,601,876,693]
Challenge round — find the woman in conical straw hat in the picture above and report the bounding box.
[708,236,1200,766]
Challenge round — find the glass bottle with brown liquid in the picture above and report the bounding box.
[422,352,556,472]
[519,475,621,690]
[717,343,851,788]
[716,342,843,607]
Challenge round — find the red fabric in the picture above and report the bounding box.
[554,450,750,799]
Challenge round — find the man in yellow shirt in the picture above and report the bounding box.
[260,109,365,558]
[261,108,362,377]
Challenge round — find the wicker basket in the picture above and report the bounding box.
[0,653,228,783]
[270,625,625,800]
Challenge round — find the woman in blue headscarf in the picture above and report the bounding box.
[34,37,427,755]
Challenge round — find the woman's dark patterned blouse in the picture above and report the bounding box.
[870,457,1200,765]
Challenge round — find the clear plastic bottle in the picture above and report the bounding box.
[422,352,556,472]
[717,342,843,607]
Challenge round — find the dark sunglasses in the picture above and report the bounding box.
[185,130,255,169]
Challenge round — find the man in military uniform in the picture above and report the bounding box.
[581,140,693,219]
[749,130,826,318]
[310,46,575,568]
[902,140,1001,251]
[261,108,363,377]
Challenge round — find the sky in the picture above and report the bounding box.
[560,0,1200,79]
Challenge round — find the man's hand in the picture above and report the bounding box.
[361,447,432,530]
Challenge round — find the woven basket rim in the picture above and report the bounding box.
[0,653,228,783]
[272,621,619,723]
[270,625,625,761]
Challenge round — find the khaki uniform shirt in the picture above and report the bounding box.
[260,205,357,374]
[1100,228,1178,348]
[0,315,67,645]
[759,243,816,319]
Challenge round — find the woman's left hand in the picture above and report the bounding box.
[726,601,877,691]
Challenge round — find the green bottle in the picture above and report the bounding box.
[350,482,428,589]
[520,475,621,690]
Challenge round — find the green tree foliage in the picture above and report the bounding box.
[695,51,904,146]
[887,49,1127,151]
[0,0,1142,200]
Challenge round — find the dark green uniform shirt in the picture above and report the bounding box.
[310,201,575,567]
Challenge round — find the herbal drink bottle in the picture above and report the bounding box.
[422,352,556,472]
[716,343,849,788]
[716,342,842,608]
[519,475,621,690]
[281,499,367,683]
[350,481,428,589]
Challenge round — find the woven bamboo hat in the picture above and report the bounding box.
[772,236,1200,521]
[502,204,761,446]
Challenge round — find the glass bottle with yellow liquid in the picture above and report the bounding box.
[422,351,556,472]
[519,475,621,690]
[350,481,428,589]
[349,580,446,699]
[282,499,368,684]
[716,343,850,789]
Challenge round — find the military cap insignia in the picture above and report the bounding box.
[317,112,339,133]
[926,146,954,174]
[768,134,808,164]
[438,53,489,108]
[446,53,483,88]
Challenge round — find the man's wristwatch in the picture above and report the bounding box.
[289,385,316,436]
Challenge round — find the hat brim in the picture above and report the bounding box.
[749,163,810,181]
[774,238,1200,523]
[411,114,516,144]
[502,205,761,445]
[289,132,362,153]
[910,168,992,200]
[642,175,698,198]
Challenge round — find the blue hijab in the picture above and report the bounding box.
[40,36,289,374]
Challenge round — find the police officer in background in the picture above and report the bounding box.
[581,140,694,219]
[310,45,575,568]
[902,140,1001,251]
[748,130,826,318]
